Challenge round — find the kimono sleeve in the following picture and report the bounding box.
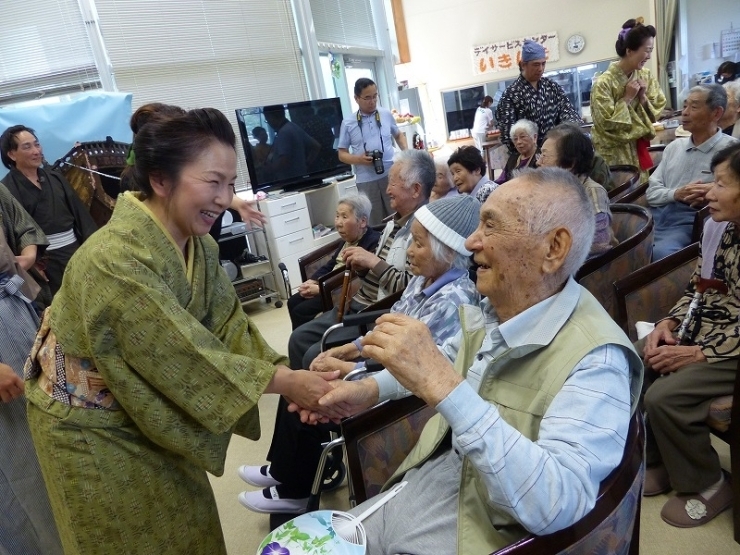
[66,250,280,438]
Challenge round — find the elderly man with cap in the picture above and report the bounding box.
[312,167,643,554]
[238,194,481,516]
[496,39,583,154]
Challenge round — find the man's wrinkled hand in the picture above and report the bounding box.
[645,344,705,374]
[360,314,462,405]
[310,355,355,377]
[342,246,381,271]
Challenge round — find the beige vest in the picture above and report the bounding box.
[386,288,643,554]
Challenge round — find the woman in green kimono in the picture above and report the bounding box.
[590,18,666,183]
[24,108,340,555]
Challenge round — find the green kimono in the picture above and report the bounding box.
[25,192,286,555]
[590,61,666,183]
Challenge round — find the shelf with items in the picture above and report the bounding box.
[217,209,284,309]
[257,177,357,298]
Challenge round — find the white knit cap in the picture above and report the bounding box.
[414,195,481,256]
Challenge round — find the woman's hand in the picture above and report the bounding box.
[0,363,24,403]
[298,280,319,298]
[624,80,641,104]
[229,196,267,230]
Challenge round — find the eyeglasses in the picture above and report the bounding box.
[358,94,378,101]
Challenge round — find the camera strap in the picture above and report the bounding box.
[356,110,384,155]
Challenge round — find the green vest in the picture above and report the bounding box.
[386,287,643,554]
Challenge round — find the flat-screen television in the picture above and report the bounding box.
[235,98,350,194]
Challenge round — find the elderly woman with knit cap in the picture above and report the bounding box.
[238,194,481,515]
[591,18,667,183]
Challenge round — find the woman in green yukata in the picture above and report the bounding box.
[24,108,341,555]
[590,18,666,183]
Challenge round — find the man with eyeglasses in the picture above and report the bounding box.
[496,40,582,155]
[338,78,408,226]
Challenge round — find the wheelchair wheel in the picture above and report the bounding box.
[320,452,346,492]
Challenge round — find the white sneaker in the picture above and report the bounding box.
[238,487,308,514]
[238,464,280,488]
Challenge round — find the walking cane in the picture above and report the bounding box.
[336,267,355,323]
[675,276,728,344]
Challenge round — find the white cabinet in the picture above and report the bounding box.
[258,177,357,297]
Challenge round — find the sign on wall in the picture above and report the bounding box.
[472,32,560,76]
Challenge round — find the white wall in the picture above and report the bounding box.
[395,0,653,142]
[682,0,740,83]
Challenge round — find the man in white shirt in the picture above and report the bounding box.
[647,84,738,260]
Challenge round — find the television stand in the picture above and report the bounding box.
[257,176,358,297]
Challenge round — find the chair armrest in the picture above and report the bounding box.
[298,239,343,282]
[317,266,348,311]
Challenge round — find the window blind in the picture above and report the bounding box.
[94,0,308,189]
[309,0,378,49]
[0,0,100,105]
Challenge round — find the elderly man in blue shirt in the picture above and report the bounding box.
[310,167,644,554]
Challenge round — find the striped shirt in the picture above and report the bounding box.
[374,278,632,535]
[353,212,414,307]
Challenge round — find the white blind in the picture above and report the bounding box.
[95,0,308,189]
[0,0,100,105]
[309,0,378,49]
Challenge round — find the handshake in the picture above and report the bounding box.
[278,313,462,424]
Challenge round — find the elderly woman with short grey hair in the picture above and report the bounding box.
[495,118,539,184]
[286,193,381,329]
[721,81,740,138]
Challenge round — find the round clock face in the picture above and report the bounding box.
[567,34,586,54]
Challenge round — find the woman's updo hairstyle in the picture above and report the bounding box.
[615,18,656,58]
[132,107,236,199]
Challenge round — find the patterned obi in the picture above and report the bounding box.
[24,310,120,410]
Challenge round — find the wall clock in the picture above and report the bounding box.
[566,34,586,54]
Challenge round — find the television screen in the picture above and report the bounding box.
[235,98,350,194]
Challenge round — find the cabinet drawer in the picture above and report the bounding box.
[337,178,358,198]
[274,228,314,258]
[259,193,307,218]
[270,209,311,238]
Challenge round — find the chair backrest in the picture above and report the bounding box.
[493,412,644,555]
[297,238,343,283]
[648,144,666,169]
[614,242,698,340]
[607,165,641,200]
[691,205,711,244]
[576,204,654,320]
[52,141,128,227]
[617,182,649,208]
[341,395,435,504]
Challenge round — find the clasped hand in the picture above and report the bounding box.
[642,320,706,374]
[675,180,712,207]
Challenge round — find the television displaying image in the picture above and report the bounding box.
[235,97,350,194]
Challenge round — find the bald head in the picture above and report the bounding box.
[497,168,595,280]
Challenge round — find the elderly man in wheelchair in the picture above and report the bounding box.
[308,167,644,554]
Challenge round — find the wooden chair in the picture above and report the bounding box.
[617,182,649,208]
[342,395,434,505]
[297,238,342,283]
[52,140,128,227]
[493,412,644,555]
[340,398,644,555]
[614,243,740,544]
[648,144,666,169]
[608,165,641,200]
[575,204,654,321]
